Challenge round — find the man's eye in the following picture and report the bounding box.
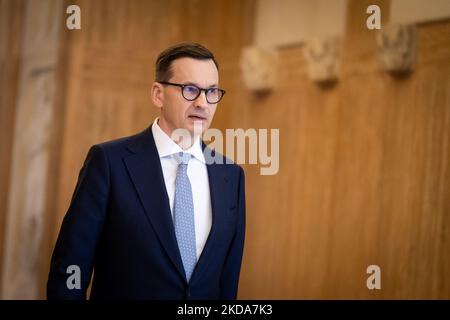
[185,86,198,94]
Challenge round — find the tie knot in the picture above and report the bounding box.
[173,152,191,165]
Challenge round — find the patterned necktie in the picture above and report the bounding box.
[173,152,197,282]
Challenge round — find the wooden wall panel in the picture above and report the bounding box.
[237,0,450,299]
[1,0,65,299]
[0,0,24,294]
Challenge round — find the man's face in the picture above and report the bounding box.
[153,57,220,137]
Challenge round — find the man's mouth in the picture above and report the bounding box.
[188,114,208,121]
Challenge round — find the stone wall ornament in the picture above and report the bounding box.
[240,46,277,92]
[303,37,341,84]
[376,24,416,74]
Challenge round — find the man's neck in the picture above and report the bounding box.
[157,118,198,150]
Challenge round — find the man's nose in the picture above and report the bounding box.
[194,90,208,108]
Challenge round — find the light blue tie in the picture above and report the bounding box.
[173,152,197,282]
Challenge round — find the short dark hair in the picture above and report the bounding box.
[155,42,219,82]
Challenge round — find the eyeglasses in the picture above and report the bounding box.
[159,81,226,104]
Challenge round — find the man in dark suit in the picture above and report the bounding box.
[47,42,246,299]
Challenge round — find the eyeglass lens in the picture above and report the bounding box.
[182,85,222,103]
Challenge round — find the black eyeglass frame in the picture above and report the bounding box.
[158,81,226,104]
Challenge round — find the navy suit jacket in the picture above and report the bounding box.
[47,126,245,299]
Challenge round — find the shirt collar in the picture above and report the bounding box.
[151,117,205,163]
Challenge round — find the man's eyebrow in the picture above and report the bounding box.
[184,81,219,88]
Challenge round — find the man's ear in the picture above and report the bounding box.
[151,82,164,108]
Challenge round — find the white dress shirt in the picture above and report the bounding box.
[151,118,212,261]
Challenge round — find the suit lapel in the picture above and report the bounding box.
[123,127,186,281]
